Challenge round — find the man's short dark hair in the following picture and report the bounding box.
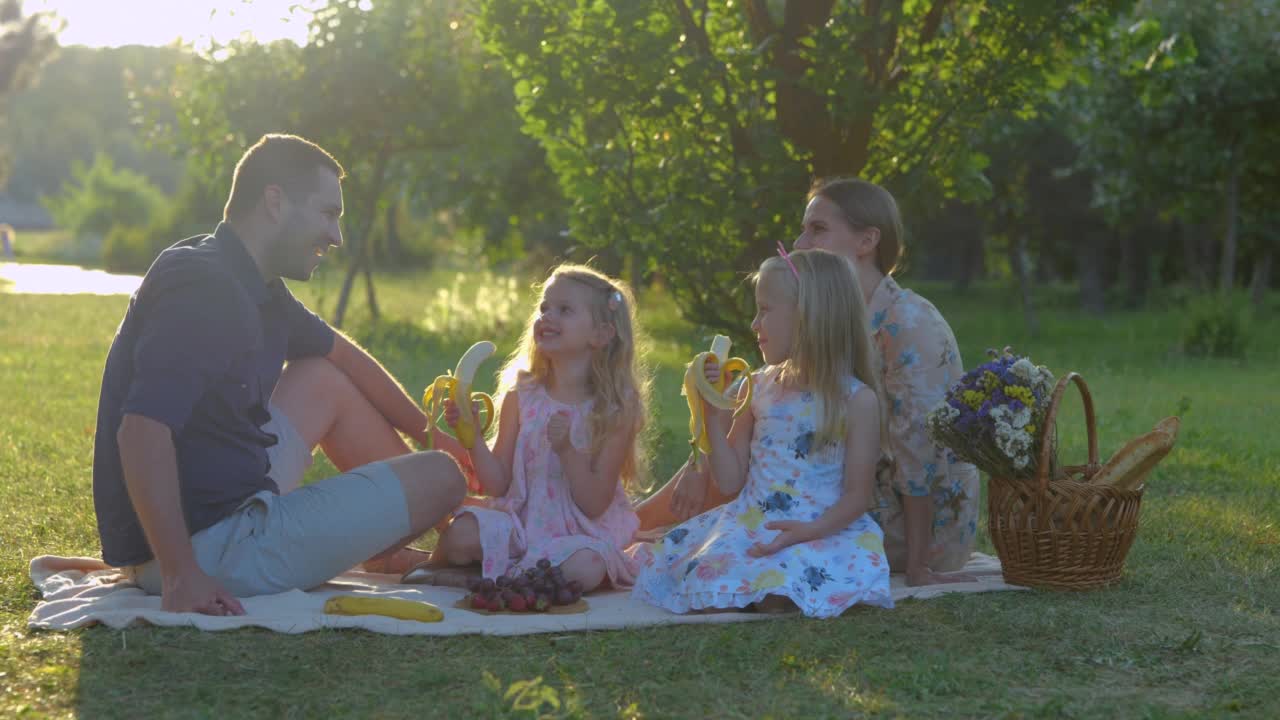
[223,134,346,221]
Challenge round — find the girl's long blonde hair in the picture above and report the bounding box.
[498,264,651,489]
[756,249,889,456]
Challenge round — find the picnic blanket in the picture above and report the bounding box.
[27,553,1022,636]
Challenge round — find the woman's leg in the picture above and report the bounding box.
[635,460,738,531]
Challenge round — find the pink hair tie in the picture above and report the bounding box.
[776,241,800,280]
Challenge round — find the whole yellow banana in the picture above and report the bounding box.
[423,341,497,449]
[684,335,753,468]
[323,595,444,623]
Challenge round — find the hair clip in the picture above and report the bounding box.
[776,241,800,280]
[607,289,623,311]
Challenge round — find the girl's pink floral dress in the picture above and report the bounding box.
[457,376,640,586]
[629,369,893,618]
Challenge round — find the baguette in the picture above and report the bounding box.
[1091,416,1180,491]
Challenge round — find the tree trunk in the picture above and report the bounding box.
[1010,234,1039,336]
[333,256,361,329]
[1219,164,1240,292]
[362,249,380,320]
[1078,232,1106,315]
[1179,222,1208,291]
[330,147,392,328]
[1251,247,1274,310]
[1124,226,1152,308]
[383,197,402,263]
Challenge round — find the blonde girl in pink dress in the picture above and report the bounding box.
[429,264,650,592]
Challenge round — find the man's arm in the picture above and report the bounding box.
[326,331,434,448]
[117,413,245,615]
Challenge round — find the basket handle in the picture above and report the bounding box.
[1035,372,1099,498]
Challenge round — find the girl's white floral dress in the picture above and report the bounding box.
[629,369,893,618]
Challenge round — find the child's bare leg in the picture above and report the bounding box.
[402,513,482,587]
[559,549,607,593]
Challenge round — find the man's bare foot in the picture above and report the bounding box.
[359,547,431,575]
[400,564,479,588]
[905,568,977,587]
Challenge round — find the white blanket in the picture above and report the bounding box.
[27,553,1022,636]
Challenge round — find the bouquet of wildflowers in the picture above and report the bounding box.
[926,349,1056,479]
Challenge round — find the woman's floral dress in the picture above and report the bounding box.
[457,376,640,586]
[629,369,893,618]
[869,275,980,572]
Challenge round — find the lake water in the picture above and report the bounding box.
[0,262,142,296]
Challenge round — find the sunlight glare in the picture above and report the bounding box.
[32,0,318,50]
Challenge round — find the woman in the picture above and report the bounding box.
[637,178,979,586]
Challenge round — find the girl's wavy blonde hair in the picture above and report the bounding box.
[498,263,651,489]
[755,249,890,458]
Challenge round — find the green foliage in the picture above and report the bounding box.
[0,0,59,186]
[1068,1,1280,248]
[2,45,184,203]
[132,0,569,325]
[101,224,154,273]
[479,0,1123,343]
[1182,293,1250,358]
[42,153,166,240]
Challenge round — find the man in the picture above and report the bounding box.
[93,134,465,616]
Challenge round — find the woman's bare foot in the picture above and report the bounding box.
[905,568,977,587]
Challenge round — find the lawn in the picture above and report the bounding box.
[1,265,1277,718]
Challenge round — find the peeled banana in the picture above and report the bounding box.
[323,595,445,623]
[423,341,497,449]
[683,335,753,468]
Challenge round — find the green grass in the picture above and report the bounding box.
[2,230,102,266]
[2,268,1278,718]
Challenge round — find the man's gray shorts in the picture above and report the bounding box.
[127,402,410,596]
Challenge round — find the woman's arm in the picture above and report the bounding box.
[551,412,634,519]
[882,302,975,585]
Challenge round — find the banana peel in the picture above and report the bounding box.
[423,341,497,449]
[323,595,444,623]
[683,335,753,468]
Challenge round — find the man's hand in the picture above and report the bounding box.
[547,410,572,455]
[162,567,246,616]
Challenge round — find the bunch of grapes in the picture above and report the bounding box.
[464,558,584,612]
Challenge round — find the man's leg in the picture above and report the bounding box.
[174,452,466,596]
[272,356,412,470]
[271,356,455,571]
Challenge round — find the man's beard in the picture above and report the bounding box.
[268,215,317,282]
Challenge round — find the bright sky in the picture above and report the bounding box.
[31,0,329,49]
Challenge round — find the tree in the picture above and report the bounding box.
[3,45,185,203]
[0,0,57,186]
[479,0,1123,347]
[146,0,565,327]
[1068,0,1280,300]
[42,152,166,239]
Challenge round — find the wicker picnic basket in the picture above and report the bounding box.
[988,372,1144,590]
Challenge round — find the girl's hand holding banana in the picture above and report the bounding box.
[683,335,753,470]
[423,341,497,450]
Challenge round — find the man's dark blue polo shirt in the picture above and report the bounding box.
[92,223,335,567]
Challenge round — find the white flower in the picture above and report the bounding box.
[1011,358,1036,381]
